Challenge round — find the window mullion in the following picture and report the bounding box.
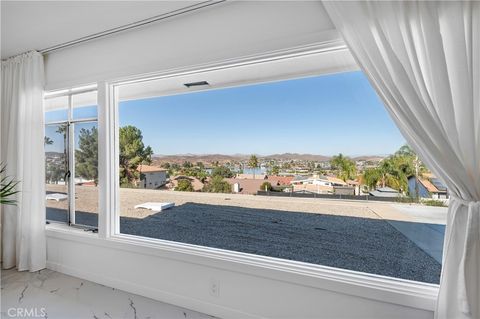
[67,95,76,225]
[97,82,117,238]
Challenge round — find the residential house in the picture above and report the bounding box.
[137,165,167,189]
[168,175,205,192]
[408,175,448,199]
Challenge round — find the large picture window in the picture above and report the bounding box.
[112,65,447,285]
[44,87,99,229]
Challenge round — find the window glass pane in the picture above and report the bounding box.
[45,96,68,123]
[44,89,99,230]
[45,109,68,123]
[45,123,69,224]
[73,121,99,227]
[116,70,446,284]
[72,91,97,120]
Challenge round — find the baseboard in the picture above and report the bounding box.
[46,261,261,319]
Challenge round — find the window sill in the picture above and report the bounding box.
[45,225,438,312]
[46,222,99,237]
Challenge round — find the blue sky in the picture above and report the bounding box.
[45,71,405,156]
[45,121,97,153]
[118,71,405,156]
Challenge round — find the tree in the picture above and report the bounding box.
[370,151,417,194]
[44,135,60,184]
[175,179,194,192]
[195,170,209,183]
[46,162,64,184]
[211,166,234,178]
[119,125,153,187]
[269,165,280,176]
[203,175,231,193]
[161,162,171,169]
[182,166,209,183]
[260,181,272,191]
[395,144,416,157]
[75,127,98,185]
[330,153,357,181]
[362,148,417,193]
[56,124,68,175]
[362,167,382,191]
[248,155,259,179]
[394,144,428,198]
[44,136,53,145]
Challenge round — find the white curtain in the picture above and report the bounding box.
[322,1,479,318]
[1,51,46,271]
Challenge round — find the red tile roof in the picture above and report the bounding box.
[226,178,266,194]
[267,175,294,185]
[137,165,167,173]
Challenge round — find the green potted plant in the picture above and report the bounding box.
[0,164,18,205]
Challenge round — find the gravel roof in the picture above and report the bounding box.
[47,203,441,284]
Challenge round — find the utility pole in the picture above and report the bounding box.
[415,155,420,201]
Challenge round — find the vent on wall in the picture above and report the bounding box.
[184,81,209,88]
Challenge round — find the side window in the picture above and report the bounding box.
[44,88,99,229]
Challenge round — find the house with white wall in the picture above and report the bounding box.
[137,165,167,189]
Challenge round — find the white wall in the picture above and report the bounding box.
[46,228,435,319]
[141,171,167,189]
[44,1,340,90]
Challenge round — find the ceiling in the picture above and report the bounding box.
[1,1,201,59]
[44,47,357,110]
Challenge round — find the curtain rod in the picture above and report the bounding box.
[39,0,227,55]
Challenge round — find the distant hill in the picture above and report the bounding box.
[153,154,248,165]
[262,153,331,161]
[45,151,64,157]
[352,156,385,162]
[152,153,385,165]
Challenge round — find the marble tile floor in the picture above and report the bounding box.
[1,268,216,319]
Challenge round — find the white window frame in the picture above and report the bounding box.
[44,86,98,228]
[48,42,439,312]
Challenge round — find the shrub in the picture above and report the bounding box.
[259,181,272,191]
[394,196,418,203]
[203,176,231,193]
[175,179,194,192]
[211,166,235,178]
[423,199,447,207]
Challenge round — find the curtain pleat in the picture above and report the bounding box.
[1,51,46,272]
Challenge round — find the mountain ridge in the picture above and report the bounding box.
[152,153,386,163]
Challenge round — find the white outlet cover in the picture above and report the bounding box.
[209,278,219,297]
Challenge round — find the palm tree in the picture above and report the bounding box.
[248,155,259,180]
[44,136,53,145]
[56,124,68,177]
[330,153,357,181]
[376,155,415,194]
[270,165,280,176]
[362,167,381,191]
[395,144,429,198]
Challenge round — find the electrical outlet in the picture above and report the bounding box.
[209,278,219,297]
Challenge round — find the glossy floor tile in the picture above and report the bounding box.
[1,268,215,319]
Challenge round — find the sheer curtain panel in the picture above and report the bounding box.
[322,2,479,319]
[1,51,46,271]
